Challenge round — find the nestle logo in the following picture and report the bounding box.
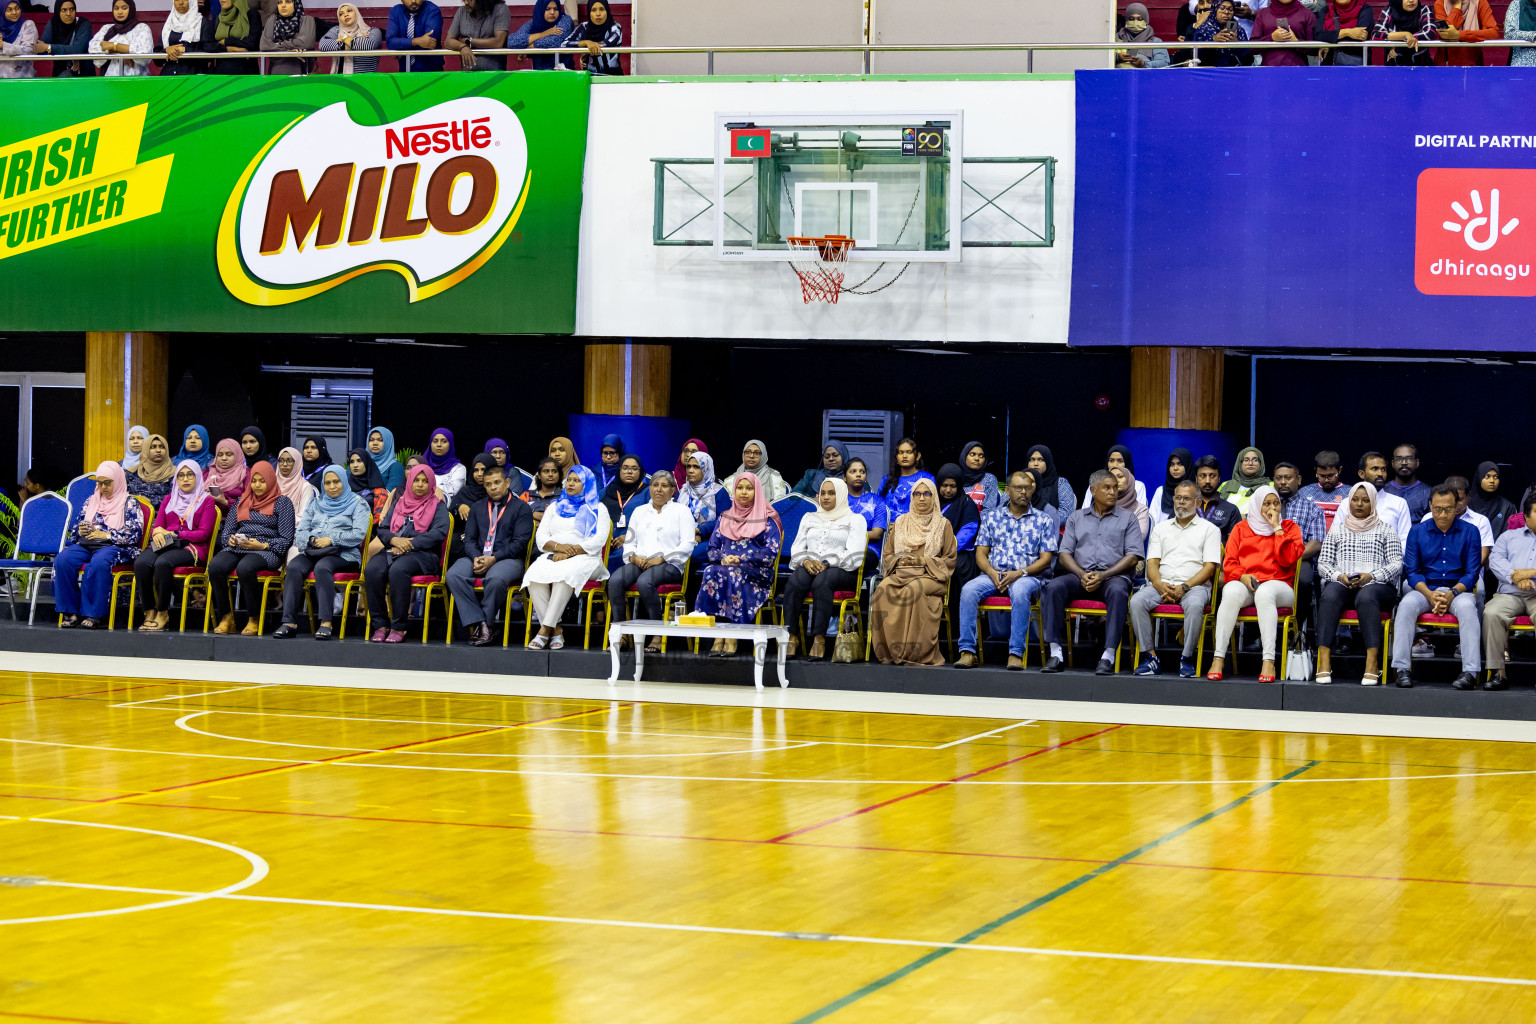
[1415,168,1536,297]
[384,117,493,159]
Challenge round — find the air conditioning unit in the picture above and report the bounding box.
[289,397,369,462]
[821,409,903,479]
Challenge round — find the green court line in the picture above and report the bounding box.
[789,759,1323,1023]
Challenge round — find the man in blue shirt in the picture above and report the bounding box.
[1392,484,1482,689]
[954,471,1058,671]
[1385,444,1433,522]
[1482,492,1536,689]
[386,0,443,71]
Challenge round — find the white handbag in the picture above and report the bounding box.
[1284,635,1313,681]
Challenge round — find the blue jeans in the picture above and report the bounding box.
[959,573,1044,657]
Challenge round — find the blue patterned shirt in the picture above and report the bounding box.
[977,505,1058,574]
[1281,492,1327,545]
[847,489,890,559]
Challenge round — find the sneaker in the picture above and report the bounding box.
[1179,657,1197,678]
[1411,640,1434,660]
[1133,654,1160,677]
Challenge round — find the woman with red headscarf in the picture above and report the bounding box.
[207,460,296,636]
[366,463,451,643]
[54,461,146,630]
[694,473,782,656]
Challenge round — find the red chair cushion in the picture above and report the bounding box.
[172,566,204,576]
[1339,610,1390,623]
[308,573,360,582]
[1239,607,1293,617]
[256,571,279,578]
[582,581,602,592]
[111,565,133,575]
[830,590,856,601]
[1067,600,1107,611]
[1417,613,1459,625]
[1516,616,1533,627]
[980,596,1012,608]
[657,584,682,594]
[1152,603,1212,614]
[410,576,440,585]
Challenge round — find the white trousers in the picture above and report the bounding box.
[527,581,576,630]
[1213,579,1294,660]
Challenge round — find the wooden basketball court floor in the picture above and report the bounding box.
[4,662,1536,1023]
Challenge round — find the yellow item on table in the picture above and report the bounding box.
[679,613,716,627]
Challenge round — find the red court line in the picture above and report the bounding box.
[0,683,166,707]
[764,724,1127,843]
[0,1012,141,1024]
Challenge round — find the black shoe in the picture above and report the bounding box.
[271,624,298,639]
[1095,657,1115,676]
[1452,672,1477,690]
[469,622,494,647]
[1041,656,1064,674]
[1395,670,1414,688]
[1483,674,1508,691]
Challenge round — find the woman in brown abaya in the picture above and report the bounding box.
[869,477,956,666]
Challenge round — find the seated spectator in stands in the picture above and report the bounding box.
[1218,446,1269,512]
[1434,0,1499,64]
[260,0,315,75]
[365,427,404,492]
[1385,444,1431,520]
[522,457,563,522]
[444,462,533,647]
[35,0,93,78]
[1469,462,1516,540]
[1482,492,1536,688]
[956,442,1001,512]
[424,428,466,503]
[483,438,529,490]
[1316,0,1375,63]
[135,460,218,633]
[955,470,1059,670]
[791,440,849,497]
[157,0,207,75]
[1251,0,1316,63]
[936,463,982,590]
[17,466,48,508]
[1423,475,1493,567]
[299,436,331,487]
[89,0,152,76]
[563,0,621,74]
[870,478,955,666]
[448,453,494,560]
[121,426,148,473]
[55,462,146,631]
[1374,0,1435,62]
[1193,0,1251,65]
[672,438,707,491]
[128,434,175,511]
[272,447,313,562]
[207,461,295,636]
[2,2,39,78]
[508,0,570,69]
[725,440,788,503]
[878,438,936,521]
[1042,470,1143,675]
[591,434,625,491]
[1173,0,1205,63]
[205,0,260,72]
[204,439,246,515]
[366,464,450,643]
[1082,446,1147,509]
[271,466,371,641]
[1026,444,1076,526]
[1296,449,1349,529]
[1150,448,1192,528]
[607,471,691,651]
[1116,3,1171,66]
[1130,479,1220,678]
[1208,486,1304,682]
[547,435,580,480]
[345,448,387,521]
[842,457,888,568]
[237,427,267,467]
[524,467,610,650]
[175,425,213,471]
[695,476,782,656]
[1193,455,1241,541]
[446,0,506,70]
[1273,461,1325,631]
[386,0,441,71]
[782,479,867,661]
[1358,451,1413,547]
[601,455,649,568]
[319,3,381,73]
[1113,465,1150,545]
[1392,484,1482,688]
[1507,0,1536,63]
[1315,482,1402,685]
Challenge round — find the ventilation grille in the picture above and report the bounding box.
[822,409,903,477]
[289,398,352,460]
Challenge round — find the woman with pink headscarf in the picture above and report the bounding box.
[55,461,146,629]
[365,463,451,643]
[694,473,782,656]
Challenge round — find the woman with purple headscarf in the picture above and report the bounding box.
[424,427,466,503]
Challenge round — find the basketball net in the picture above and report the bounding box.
[786,235,854,304]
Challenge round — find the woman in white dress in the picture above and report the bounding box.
[524,466,611,651]
[89,0,153,76]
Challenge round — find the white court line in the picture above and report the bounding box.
[172,711,821,759]
[110,684,278,708]
[932,720,1037,749]
[4,734,1534,788]
[21,876,1536,989]
[0,817,269,925]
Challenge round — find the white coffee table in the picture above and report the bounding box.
[607,619,791,690]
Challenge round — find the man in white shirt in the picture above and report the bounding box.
[1129,480,1222,678]
[1358,452,1413,549]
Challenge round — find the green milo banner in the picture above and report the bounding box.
[0,73,590,333]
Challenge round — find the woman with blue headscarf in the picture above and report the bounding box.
[791,439,850,497]
[524,465,611,650]
[366,426,404,492]
[507,0,571,69]
[272,464,372,641]
[175,424,215,471]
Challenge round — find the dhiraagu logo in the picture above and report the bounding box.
[1416,167,1536,297]
[217,97,530,306]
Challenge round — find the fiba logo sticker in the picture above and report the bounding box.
[1415,168,1536,296]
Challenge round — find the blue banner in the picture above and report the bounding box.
[1070,68,1536,350]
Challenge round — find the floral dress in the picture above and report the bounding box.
[694,520,782,623]
[71,506,146,565]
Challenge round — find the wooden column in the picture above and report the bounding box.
[85,332,169,473]
[1128,346,1223,432]
[583,342,670,417]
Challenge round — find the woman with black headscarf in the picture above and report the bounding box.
[301,436,332,487]
[1371,0,1435,64]
[562,0,623,74]
[447,452,497,562]
[1082,445,1148,510]
[89,0,153,76]
[956,442,1001,513]
[259,0,314,74]
[936,463,981,591]
[1026,444,1075,527]
[601,455,649,569]
[791,440,850,497]
[238,426,268,467]
[344,447,387,521]
[1150,448,1194,527]
[1469,462,1516,539]
[36,0,92,78]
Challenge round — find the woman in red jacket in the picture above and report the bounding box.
[1208,485,1305,682]
[1434,0,1500,65]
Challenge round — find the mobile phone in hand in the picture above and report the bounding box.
[1277,16,1291,29]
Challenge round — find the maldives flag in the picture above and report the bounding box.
[730,129,771,158]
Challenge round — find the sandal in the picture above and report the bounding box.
[241,622,260,637]
[141,617,166,633]
[1314,672,1332,685]
[1360,672,1380,686]
[314,625,333,641]
[645,640,663,654]
[528,634,549,650]
[549,633,565,651]
[58,615,79,629]
[79,618,102,630]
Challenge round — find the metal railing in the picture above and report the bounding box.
[1,38,1530,74]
